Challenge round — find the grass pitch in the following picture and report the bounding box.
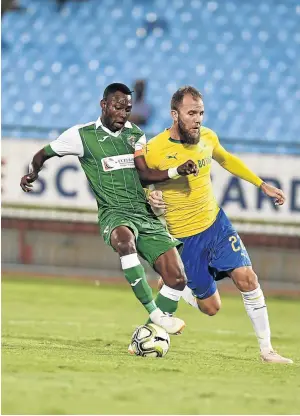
[2,276,299,415]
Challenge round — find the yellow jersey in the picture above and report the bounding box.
[145,126,262,238]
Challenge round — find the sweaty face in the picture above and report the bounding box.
[101,92,132,132]
[175,95,204,144]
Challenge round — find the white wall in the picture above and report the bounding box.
[2,138,300,223]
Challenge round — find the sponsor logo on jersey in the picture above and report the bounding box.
[102,158,117,170]
[101,154,134,172]
[198,156,212,168]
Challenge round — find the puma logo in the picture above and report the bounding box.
[167,153,178,160]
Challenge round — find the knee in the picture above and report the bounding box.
[233,268,258,292]
[199,299,221,316]
[116,239,136,257]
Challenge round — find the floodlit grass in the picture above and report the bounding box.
[2,277,299,415]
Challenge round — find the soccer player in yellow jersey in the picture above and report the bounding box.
[145,86,292,364]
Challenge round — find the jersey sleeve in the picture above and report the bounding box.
[212,133,263,187]
[44,125,84,157]
[143,140,159,169]
[211,132,228,165]
[134,134,146,157]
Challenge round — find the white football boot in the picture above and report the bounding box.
[149,308,185,335]
[260,349,293,364]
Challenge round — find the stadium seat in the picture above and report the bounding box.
[2,0,300,153]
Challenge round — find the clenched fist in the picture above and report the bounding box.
[177,160,198,177]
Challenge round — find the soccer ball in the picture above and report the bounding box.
[131,324,170,357]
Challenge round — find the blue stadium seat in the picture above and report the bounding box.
[2,0,300,153]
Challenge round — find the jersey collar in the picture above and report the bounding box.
[95,117,132,137]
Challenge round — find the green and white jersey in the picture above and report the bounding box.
[47,118,149,214]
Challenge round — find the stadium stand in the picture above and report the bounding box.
[2,0,300,153]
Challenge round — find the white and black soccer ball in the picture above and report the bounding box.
[131,324,170,357]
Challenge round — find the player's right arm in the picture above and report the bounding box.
[136,136,198,185]
[135,154,197,185]
[20,125,84,192]
[20,149,53,192]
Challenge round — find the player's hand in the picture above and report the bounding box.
[260,182,286,206]
[177,160,198,177]
[20,172,38,192]
[148,190,166,210]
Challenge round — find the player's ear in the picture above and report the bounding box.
[171,109,178,122]
[100,99,106,111]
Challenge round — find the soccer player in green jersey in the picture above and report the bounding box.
[20,83,198,335]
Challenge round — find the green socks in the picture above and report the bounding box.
[123,263,157,314]
[146,285,182,323]
[120,253,183,319]
[154,292,178,314]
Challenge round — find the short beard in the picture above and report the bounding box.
[178,118,200,144]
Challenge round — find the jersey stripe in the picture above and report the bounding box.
[94,125,122,208]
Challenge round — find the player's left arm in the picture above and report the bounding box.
[134,134,198,185]
[212,139,285,205]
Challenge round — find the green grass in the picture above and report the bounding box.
[2,277,300,415]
